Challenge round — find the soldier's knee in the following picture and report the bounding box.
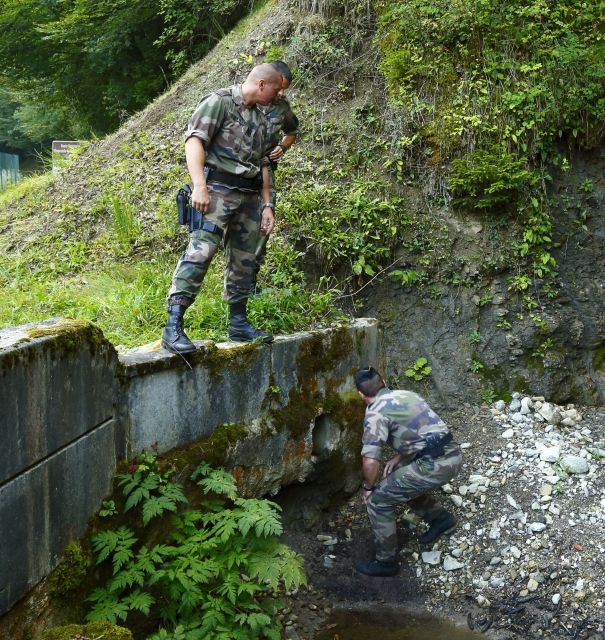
[184,239,219,264]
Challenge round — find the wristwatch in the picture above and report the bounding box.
[262,202,275,211]
[362,483,375,492]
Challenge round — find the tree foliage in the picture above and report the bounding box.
[0,0,250,153]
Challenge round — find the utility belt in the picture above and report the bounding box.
[206,167,263,191]
[417,432,454,459]
[176,184,223,237]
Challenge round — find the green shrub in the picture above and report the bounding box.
[448,149,538,211]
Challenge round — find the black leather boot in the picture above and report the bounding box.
[228,301,273,343]
[418,511,457,545]
[161,304,196,354]
[354,558,399,577]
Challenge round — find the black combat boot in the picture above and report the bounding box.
[354,557,399,577]
[161,303,196,355]
[228,301,273,343]
[418,511,457,545]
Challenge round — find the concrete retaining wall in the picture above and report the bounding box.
[0,320,122,616]
[0,317,382,617]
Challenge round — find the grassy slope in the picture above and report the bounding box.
[4,0,596,354]
[0,1,342,348]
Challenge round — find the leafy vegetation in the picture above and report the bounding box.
[0,0,252,153]
[88,453,305,639]
[378,0,605,285]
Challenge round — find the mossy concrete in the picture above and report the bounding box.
[0,316,381,625]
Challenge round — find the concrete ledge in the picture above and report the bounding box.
[120,319,381,455]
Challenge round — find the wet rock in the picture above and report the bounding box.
[443,556,465,571]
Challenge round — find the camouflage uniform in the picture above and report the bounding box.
[253,97,299,276]
[168,85,271,305]
[362,388,462,562]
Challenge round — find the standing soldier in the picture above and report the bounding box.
[162,64,283,355]
[354,366,462,577]
[251,60,300,295]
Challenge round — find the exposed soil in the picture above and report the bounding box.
[278,399,605,640]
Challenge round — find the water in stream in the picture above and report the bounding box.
[315,607,484,640]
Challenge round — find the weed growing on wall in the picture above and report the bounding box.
[88,453,305,639]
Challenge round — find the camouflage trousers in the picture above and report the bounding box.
[168,183,262,305]
[367,446,462,561]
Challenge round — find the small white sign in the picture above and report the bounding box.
[52,140,83,171]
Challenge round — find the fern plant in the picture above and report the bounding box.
[88,456,306,640]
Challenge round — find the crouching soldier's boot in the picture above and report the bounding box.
[228,301,273,343]
[161,302,196,354]
[418,510,457,545]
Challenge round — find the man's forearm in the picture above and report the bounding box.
[280,133,297,151]
[362,456,381,488]
[261,165,272,204]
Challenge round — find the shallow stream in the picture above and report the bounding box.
[314,607,484,640]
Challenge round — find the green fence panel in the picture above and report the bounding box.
[0,152,20,189]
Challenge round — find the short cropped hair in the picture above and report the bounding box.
[355,366,386,397]
[270,60,293,83]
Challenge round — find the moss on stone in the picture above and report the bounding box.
[46,541,91,597]
[27,319,111,352]
[36,621,133,640]
[163,421,249,470]
[189,341,262,378]
[592,345,605,371]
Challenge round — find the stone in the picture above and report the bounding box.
[443,556,465,571]
[501,428,515,439]
[494,400,506,412]
[451,495,463,507]
[540,446,560,463]
[476,595,491,608]
[560,455,589,474]
[552,593,562,605]
[511,412,525,423]
[422,550,442,565]
[527,578,539,592]
[506,494,520,509]
[520,397,533,414]
[510,398,522,412]
[529,522,547,533]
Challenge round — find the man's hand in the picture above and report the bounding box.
[268,145,285,161]
[383,453,403,478]
[260,206,275,234]
[191,184,210,212]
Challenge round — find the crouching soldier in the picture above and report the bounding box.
[354,366,462,577]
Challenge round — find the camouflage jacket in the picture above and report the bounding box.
[261,97,300,154]
[361,388,450,463]
[185,85,270,178]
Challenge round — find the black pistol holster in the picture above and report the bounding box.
[176,183,223,238]
[421,432,453,458]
